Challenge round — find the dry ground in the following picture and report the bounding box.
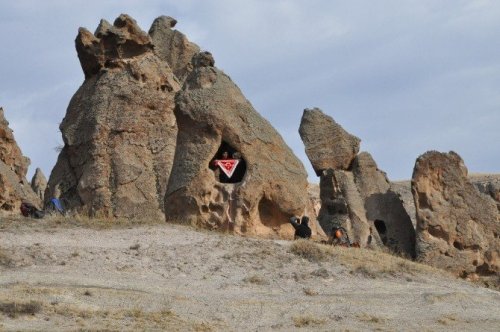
[0,215,499,331]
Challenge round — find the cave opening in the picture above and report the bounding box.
[374,219,388,245]
[209,141,246,183]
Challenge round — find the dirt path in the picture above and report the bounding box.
[0,221,499,331]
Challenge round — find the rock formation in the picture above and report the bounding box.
[470,174,500,212]
[0,107,40,212]
[164,51,313,239]
[46,15,180,218]
[299,108,360,175]
[412,151,499,276]
[352,152,415,255]
[46,14,318,238]
[31,168,47,201]
[0,107,30,181]
[149,16,200,82]
[299,108,415,256]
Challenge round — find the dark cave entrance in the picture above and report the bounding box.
[374,219,388,245]
[209,141,246,184]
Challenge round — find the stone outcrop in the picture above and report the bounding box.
[149,16,200,82]
[0,107,40,212]
[412,151,499,276]
[164,52,312,239]
[31,168,47,201]
[352,152,415,256]
[46,15,180,218]
[299,108,415,256]
[299,108,360,175]
[470,174,500,211]
[0,107,30,181]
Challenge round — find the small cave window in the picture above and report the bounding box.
[374,219,388,245]
[209,141,246,184]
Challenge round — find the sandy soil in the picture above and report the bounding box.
[0,217,499,331]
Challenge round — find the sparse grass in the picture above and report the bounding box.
[0,247,14,267]
[243,275,269,285]
[357,312,387,324]
[292,315,326,327]
[290,240,447,279]
[0,300,42,318]
[303,287,318,296]
[289,240,329,262]
[0,214,165,231]
[129,243,140,250]
[437,314,459,325]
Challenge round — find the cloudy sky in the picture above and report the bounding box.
[1,0,499,182]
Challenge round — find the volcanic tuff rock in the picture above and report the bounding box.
[0,107,30,181]
[0,107,40,211]
[412,151,499,276]
[164,52,314,239]
[46,14,180,218]
[352,152,415,256]
[31,168,47,201]
[299,108,360,175]
[299,109,415,256]
[149,16,200,82]
[470,174,500,211]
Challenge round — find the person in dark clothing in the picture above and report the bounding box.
[20,202,45,219]
[289,216,312,239]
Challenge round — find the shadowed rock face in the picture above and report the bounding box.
[299,108,360,175]
[412,151,499,276]
[353,152,415,257]
[46,15,180,218]
[164,53,312,239]
[0,107,40,211]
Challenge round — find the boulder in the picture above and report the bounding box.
[149,16,200,82]
[0,107,40,212]
[46,15,180,218]
[31,168,47,201]
[299,108,360,175]
[164,52,311,239]
[412,151,499,276]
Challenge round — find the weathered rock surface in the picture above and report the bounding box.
[149,16,200,82]
[299,108,360,175]
[164,53,312,239]
[299,110,415,256]
[0,108,40,212]
[470,174,500,211]
[304,183,327,239]
[46,15,180,218]
[353,152,415,256]
[412,151,499,276]
[31,168,47,201]
[0,108,30,181]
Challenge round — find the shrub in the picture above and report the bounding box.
[0,300,42,318]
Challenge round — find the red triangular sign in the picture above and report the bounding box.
[216,159,240,178]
